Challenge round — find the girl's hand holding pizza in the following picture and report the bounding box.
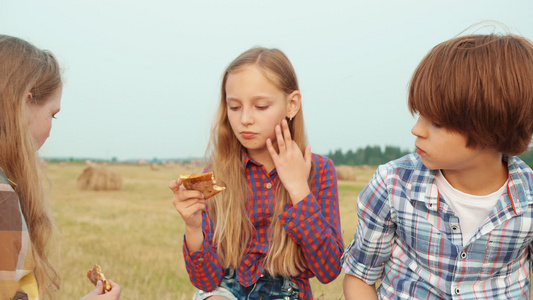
[169,178,206,231]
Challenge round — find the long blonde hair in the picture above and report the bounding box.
[207,47,309,276]
[0,35,62,298]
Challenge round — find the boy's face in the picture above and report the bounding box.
[411,115,489,171]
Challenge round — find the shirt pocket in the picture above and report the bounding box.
[479,217,533,276]
[396,215,445,270]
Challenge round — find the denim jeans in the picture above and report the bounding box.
[193,269,300,300]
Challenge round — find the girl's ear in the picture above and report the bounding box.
[286,90,301,119]
[26,92,33,102]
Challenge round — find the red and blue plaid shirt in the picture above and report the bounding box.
[183,152,343,299]
[343,153,533,299]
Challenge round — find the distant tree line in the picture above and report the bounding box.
[519,148,533,168]
[326,145,413,166]
[326,146,533,169]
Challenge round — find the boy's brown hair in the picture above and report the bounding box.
[408,34,533,156]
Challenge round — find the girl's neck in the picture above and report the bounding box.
[248,148,275,173]
[442,154,508,196]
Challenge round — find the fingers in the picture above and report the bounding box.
[273,119,293,152]
[95,280,104,294]
[281,119,293,147]
[106,280,122,296]
[168,178,182,193]
[266,137,278,160]
[275,123,286,151]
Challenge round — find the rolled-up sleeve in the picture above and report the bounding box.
[342,166,395,284]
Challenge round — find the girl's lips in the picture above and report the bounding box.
[241,131,257,139]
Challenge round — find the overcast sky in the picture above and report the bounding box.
[2,1,533,161]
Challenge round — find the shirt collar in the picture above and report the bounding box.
[421,168,441,212]
[506,156,533,214]
[242,151,263,168]
[418,156,532,215]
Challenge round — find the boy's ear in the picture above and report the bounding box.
[286,90,301,119]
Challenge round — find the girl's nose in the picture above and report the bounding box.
[241,107,254,125]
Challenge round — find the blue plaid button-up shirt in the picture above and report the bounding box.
[343,153,533,299]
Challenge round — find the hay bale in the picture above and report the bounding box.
[336,165,357,181]
[77,165,123,191]
[150,163,159,171]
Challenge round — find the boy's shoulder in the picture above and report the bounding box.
[508,155,533,173]
[381,153,426,172]
[373,153,435,185]
[507,155,533,186]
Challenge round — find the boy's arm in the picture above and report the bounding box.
[343,274,378,300]
[342,164,395,295]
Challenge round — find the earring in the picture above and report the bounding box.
[289,115,293,121]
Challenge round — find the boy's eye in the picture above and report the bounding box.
[52,114,58,119]
[432,122,442,128]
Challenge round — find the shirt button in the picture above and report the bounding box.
[198,257,204,262]
[455,288,460,295]
[451,225,458,231]
[460,251,467,259]
[266,182,272,189]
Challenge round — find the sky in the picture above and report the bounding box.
[2,1,533,161]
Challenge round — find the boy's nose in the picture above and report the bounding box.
[411,116,427,138]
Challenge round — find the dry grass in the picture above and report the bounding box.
[45,162,532,299]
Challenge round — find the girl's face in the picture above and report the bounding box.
[26,87,62,150]
[225,65,289,155]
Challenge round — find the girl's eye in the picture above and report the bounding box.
[256,106,268,110]
[228,106,240,111]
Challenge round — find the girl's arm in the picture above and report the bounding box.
[170,178,205,251]
[181,211,226,291]
[343,274,378,300]
[266,121,343,282]
[280,155,344,283]
[170,179,224,291]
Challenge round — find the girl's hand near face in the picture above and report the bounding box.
[267,119,312,205]
[169,179,206,251]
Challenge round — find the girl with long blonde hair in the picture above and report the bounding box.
[170,47,343,299]
[0,34,121,300]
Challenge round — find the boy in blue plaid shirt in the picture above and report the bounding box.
[343,32,533,299]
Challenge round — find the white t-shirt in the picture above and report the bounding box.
[435,170,508,246]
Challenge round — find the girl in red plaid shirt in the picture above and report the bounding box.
[170,47,344,299]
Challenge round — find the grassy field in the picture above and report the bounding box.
[46,162,532,299]
[46,162,374,299]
